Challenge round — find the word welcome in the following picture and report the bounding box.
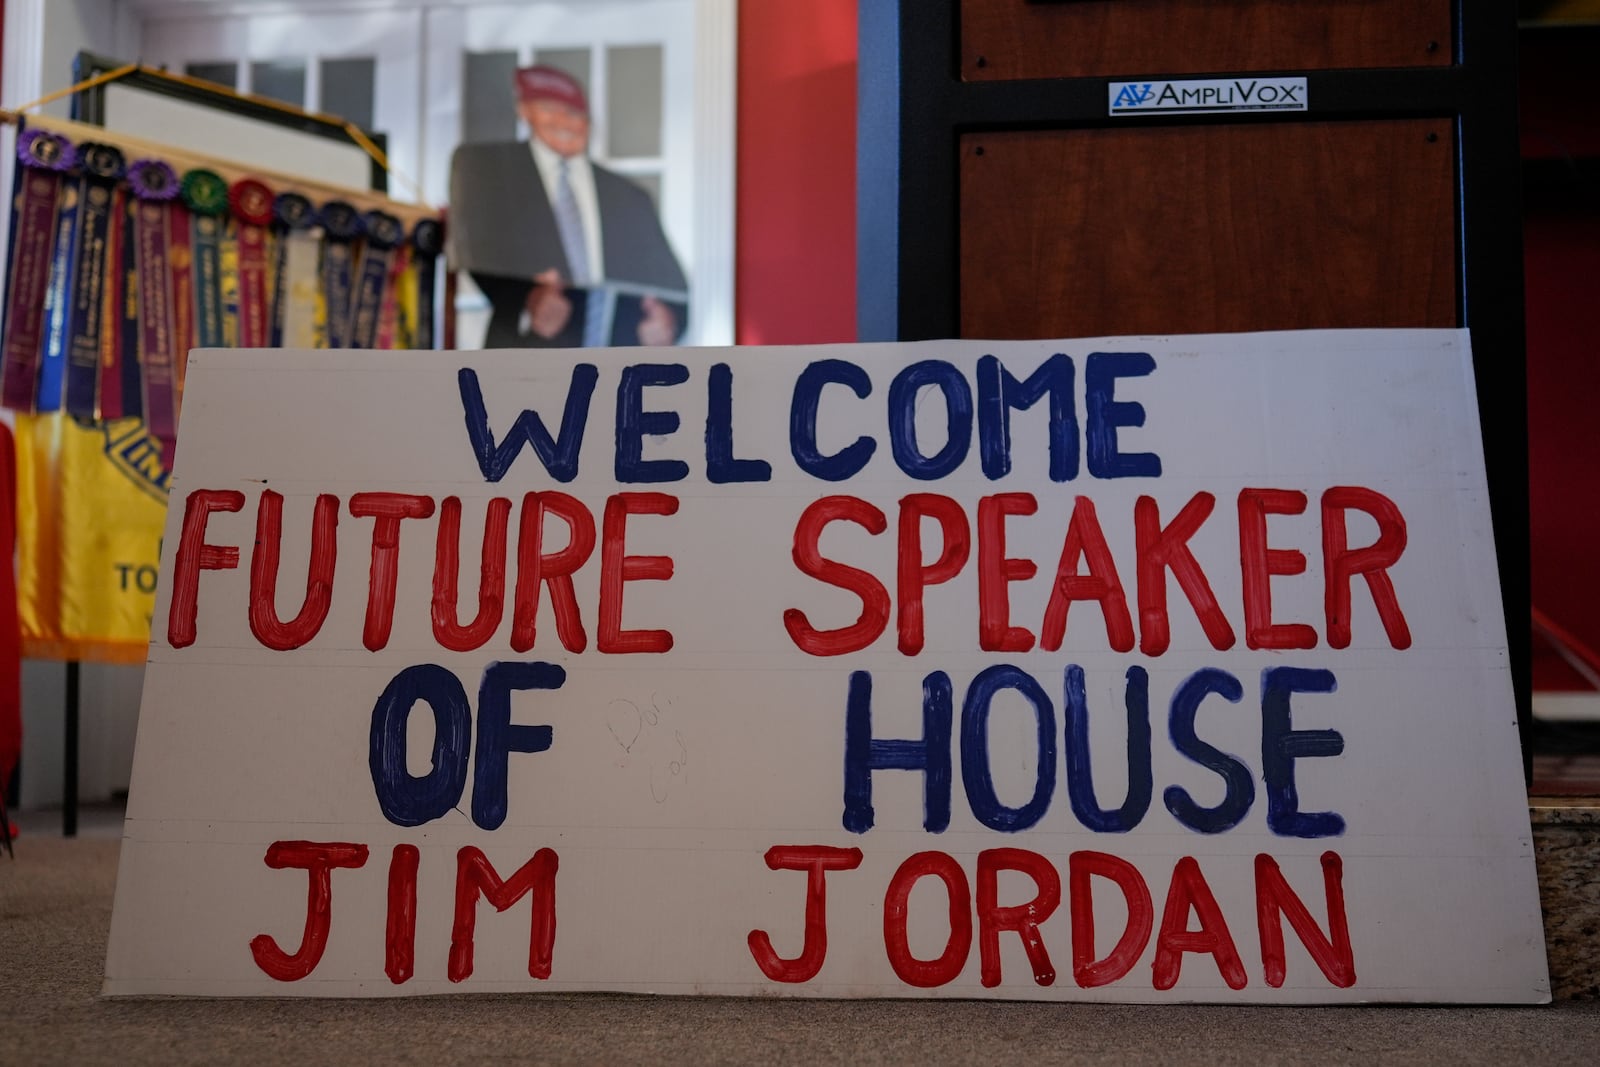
[458,353,1162,485]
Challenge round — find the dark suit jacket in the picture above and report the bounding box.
[449,140,689,348]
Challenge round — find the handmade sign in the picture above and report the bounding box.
[104,330,1549,1001]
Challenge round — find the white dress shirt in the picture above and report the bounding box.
[529,135,605,283]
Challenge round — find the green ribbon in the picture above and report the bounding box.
[182,169,229,348]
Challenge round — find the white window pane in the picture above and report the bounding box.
[321,56,375,131]
[252,60,306,108]
[532,48,591,102]
[462,50,519,144]
[606,45,661,159]
[185,62,238,91]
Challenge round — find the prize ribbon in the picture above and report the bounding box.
[271,192,315,347]
[229,178,275,348]
[129,159,181,455]
[64,143,126,419]
[97,182,128,419]
[348,209,403,350]
[109,189,144,420]
[181,169,230,352]
[38,150,85,412]
[319,200,364,348]
[0,130,75,411]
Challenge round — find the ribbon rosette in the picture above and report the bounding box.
[319,200,365,348]
[77,142,126,182]
[181,169,231,217]
[319,200,365,243]
[127,159,180,201]
[17,129,73,171]
[274,192,314,231]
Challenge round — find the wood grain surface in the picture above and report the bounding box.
[961,0,1451,80]
[958,121,1458,339]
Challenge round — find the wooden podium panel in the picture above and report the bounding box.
[961,0,1452,80]
[958,120,1457,339]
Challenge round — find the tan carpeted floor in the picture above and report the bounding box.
[4,827,1600,1066]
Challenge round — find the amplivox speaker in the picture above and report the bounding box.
[857,0,1529,765]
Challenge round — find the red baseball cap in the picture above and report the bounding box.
[513,65,588,114]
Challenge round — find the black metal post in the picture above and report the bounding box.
[0,780,13,858]
[64,661,80,837]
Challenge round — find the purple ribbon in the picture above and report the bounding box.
[129,158,179,454]
[128,159,180,202]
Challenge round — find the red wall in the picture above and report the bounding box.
[1523,32,1600,690]
[736,0,856,345]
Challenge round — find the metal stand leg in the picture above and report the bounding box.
[0,784,13,858]
[64,661,79,838]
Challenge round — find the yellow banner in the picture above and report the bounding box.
[16,412,168,663]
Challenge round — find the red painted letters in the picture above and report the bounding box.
[249,841,369,982]
[747,845,864,982]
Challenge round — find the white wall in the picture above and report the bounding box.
[19,664,145,810]
[40,0,141,116]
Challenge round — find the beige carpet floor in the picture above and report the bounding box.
[4,827,1600,1066]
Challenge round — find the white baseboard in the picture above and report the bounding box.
[1534,692,1600,723]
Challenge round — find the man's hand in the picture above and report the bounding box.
[637,295,678,347]
[525,269,573,339]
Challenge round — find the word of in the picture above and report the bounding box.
[368,661,565,831]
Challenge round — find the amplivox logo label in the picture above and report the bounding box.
[1109,77,1308,116]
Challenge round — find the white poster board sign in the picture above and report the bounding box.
[105,330,1549,1002]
